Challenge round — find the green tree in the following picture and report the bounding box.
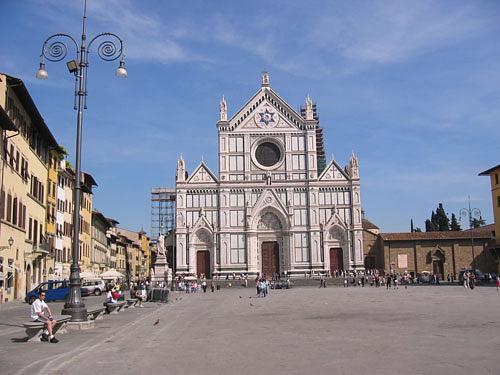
[425,219,437,232]
[450,213,461,231]
[425,203,451,231]
[435,203,450,231]
[471,217,486,228]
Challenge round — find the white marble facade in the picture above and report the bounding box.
[175,73,364,278]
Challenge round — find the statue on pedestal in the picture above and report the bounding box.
[152,234,171,287]
[157,234,166,257]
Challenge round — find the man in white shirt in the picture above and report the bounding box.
[30,290,58,343]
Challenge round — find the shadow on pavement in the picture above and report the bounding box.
[11,337,28,343]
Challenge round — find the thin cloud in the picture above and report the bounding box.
[309,1,490,65]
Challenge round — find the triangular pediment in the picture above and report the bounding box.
[187,162,218,184]
[227,88,307,132]
[236,99,301,132]
[325,209,348,230]
[249,189,290,229]
[191,213,214,244]
[192,211,213,233]
[318,160,350,181]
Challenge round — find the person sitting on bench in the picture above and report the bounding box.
[30,290,59,343]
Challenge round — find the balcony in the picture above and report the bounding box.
[32,242,50,256]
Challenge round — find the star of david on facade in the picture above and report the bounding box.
[258,109,276,126]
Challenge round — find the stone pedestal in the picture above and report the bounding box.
[151,255,172,286]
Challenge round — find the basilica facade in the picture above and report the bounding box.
[174,73,364,278]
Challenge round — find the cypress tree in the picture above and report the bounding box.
[435,203,450,231]
[425,219,437,232]
[450,213,461,231]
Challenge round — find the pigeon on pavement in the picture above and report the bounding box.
[153,318,160,326]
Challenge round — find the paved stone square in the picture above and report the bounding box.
[1,286,499,375]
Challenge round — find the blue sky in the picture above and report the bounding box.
[1,0,499,234]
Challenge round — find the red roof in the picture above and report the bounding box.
[380,224,494,241]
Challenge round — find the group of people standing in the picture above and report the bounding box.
[256,276,270,297]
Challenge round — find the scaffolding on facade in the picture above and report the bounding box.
[150,188,176,242]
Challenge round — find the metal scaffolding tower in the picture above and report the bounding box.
[151,188,176,241]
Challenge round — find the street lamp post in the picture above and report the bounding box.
[460,195,482,271]
[36,0,127,321]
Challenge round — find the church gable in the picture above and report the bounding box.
[325,208,348,231]
[235,96,301,132]
[191,211,213,234]
[249,188,290,228]
[223,81,306,132]
[318,160,350,181]
[187,162,218,184]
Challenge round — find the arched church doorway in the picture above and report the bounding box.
[330,248,344,273]
[197,251,211,279]
[261,241,279,277]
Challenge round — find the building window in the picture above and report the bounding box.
[230,210,244,227]
[230,234,245,264]
[0,257,3,288]
[229,155,244,171]
[228,137,244,152]
[294,233,309,262]
[496,173,499,185]
[293,209,307,226]
[6,259,13,289]
[9,144,14,167]
[229,193,244,207]
[291,136,305,151]
[15,150,20,172]
[0,190,4,219]
[12,197,17,226]
[6,193,12,222]
[497,196,500,208]
[292,154,306,170]
[293,192,307,206]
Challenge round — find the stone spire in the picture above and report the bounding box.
[176,154,186,182]
[261,71,270,87]
[348,151,359,179]
[219,95,227,122]
[305,95,314,120]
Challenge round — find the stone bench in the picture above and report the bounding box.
[87,307,106,320]
[105,301,126,314]
[23,314,72,343]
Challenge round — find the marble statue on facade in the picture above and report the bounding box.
[220,96,228,121]
[305,95,314,120]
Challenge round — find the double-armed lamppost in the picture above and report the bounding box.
[36,0,127,321]
[460,195,482,271]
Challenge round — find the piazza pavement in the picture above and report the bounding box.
[0,284,499,375]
